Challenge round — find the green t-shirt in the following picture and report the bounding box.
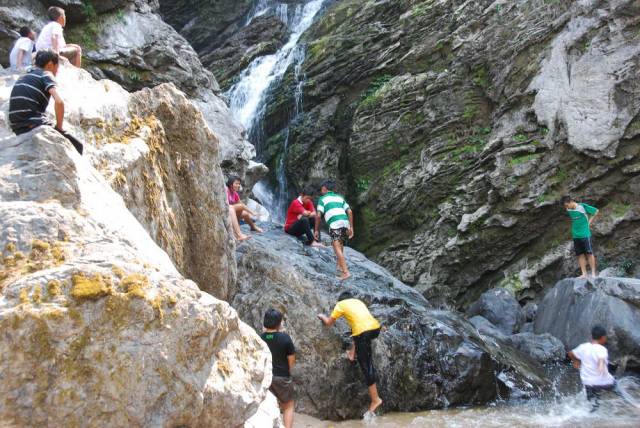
[567,203,598,239]
[317,191,351,230]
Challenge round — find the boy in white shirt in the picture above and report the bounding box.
[9,27,36,70]
[568,325,616,411]
[35,6,82,67]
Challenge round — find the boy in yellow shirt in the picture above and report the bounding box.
[318,291,382,415]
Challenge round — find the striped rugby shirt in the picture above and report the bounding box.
[317,191,351,230]
[8,68,56,133]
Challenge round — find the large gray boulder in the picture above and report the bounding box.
[467,288,525,335]
[509,333,566,364]
[233,224,548,420]
[535,277,640,373]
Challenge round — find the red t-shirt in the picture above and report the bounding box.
[284,197,315,231]
[226,187,240,205]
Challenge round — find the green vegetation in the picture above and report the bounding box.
[514,133,527,143]
[472,66,489,89]
[411,1,435,18]
[508,153,541,167]
[360,74,393,108]
[609,202,632,218]
[355,178,370,193]
[462,104,477,122]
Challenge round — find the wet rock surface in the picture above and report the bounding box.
[233,224,549,420]
[535,277,640,373]
[508,333,566,364]
[258,0,640,307]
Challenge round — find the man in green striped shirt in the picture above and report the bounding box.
[315,180,354,280]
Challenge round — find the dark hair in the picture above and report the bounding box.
[19,26,32,38]
[35,50,59,68]
[337,291,353,302]
[48,6,65,21]
[591,325,606,340]
[301,186,315,197]
[226,176,241,188]
[560,195,573,205]
[321,179,336,191]
[263,308,283,329]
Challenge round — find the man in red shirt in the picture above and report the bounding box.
[284,187,323,247]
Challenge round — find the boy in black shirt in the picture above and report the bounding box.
[8,49,83,154]
[260,309,295,428]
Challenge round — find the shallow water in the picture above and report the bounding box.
[296,376,640,428]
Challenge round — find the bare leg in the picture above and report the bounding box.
[333,241,350,280]
[577,255,588,278]
[280,400,294,428]
[228,206,250,241]
[368,383,383,413]
[588,254,597,277]
[241,211,263,233]
[346,341,356,361]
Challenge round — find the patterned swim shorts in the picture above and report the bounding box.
[329,227,349,245]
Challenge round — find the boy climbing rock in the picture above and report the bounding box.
[561,195,598,278]
[318,291,383,416]
[315,180,354,280]
[568,325,616,411]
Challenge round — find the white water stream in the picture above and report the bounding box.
[227,0,327,219]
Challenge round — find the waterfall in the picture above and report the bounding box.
[227,0,327,219]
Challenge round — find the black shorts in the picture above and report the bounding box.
[269,376,294,403]
[573,237,593,256]
[353,328,380,386]
[329,227,349,245]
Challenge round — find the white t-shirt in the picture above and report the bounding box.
[36,21,66,51]
[9,37,34,69]
[572,342,615,386]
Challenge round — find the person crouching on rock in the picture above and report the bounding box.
[260,308,296,428]
[561,195,599,278]
[226,176,263,233]
[8,49,83,154]
[568,325,616,412]
[315,179,354,280]
[318,291,383,416]
[284,186,323,247]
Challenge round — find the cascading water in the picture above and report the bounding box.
[227,0,327,220]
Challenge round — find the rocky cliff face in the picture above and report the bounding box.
[258,0,640,307]
[233,224,549,420]
[0,118,275,426]
[0,0,265,183]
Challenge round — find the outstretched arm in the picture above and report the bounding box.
[318,314,336,327]
[568,351,581,369]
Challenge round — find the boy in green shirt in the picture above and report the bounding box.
[561,195,599,278]
[315,179,354,280]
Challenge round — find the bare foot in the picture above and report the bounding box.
[369,398,383,413]
[338,272,351,281]
[252,226,264,233]
[237,234,251,241]
[310,241,325,248]
[578,275,588,279]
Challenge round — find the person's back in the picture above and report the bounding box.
[36,19,65,52]
[9,27,35,70]
[8,68,56,133]
[331,298,380,337]
[261,331,295,377]
[572,342,614,387]
[317,191,350,230]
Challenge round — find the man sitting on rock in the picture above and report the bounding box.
[35,6,82,68]
[568,325,616,411]
[318,291,383,416]
[284,186,323,247]
[260,309,296,428]
[561,195,598,278]
[8,49,84,154]
[9,26,36,71]
[315,179,354,280]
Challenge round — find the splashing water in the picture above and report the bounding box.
[296,376,640,428]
